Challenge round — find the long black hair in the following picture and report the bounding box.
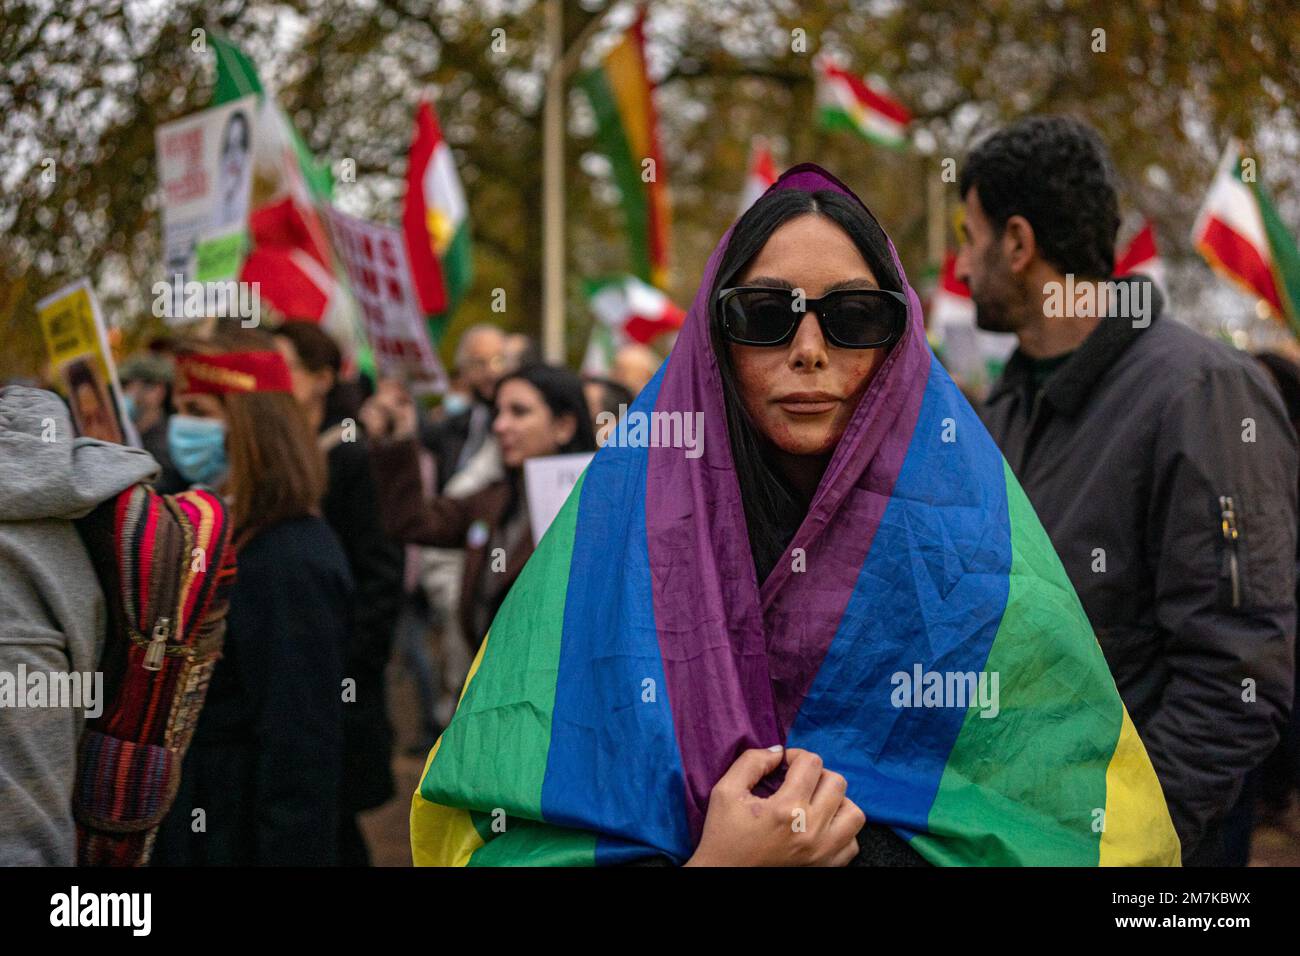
[495,362,599,457]
[710,187,904,584]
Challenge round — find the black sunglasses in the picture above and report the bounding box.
[717,286,908,349]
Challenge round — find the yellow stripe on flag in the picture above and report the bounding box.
[1099,708,1181,866]
[410,631,494,866]
[604,36,653,163]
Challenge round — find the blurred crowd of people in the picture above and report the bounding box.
[3,117,1299,868]
[0,312,663,865]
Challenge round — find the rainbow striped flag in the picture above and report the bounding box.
[412,165,1180,867]
[577,10,671,289]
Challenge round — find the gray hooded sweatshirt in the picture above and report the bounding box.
[0,386,158,864]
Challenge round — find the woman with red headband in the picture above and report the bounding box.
[152,324,353,866]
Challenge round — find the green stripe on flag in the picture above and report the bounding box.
[466,818,597,867]
[428,221,474,344]
[818,105,907,151]
[916,461,1116,865]
[1251,180,1300,337]
[578,68,652,283]
[418,471,587,830]
[211,35,263,104]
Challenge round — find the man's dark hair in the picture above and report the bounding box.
[275,320,342,375]
[959,115,1120,279]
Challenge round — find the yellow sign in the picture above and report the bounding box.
[36,280,128,445]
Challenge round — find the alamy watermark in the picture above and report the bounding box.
[1043,274,1151,328]
[151,274,261,326]
[890,664,1000,718]
[595,405,705,459]
[0,665,103,718]
[50,886,151,936]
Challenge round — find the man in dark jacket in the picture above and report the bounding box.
[958,115,1297,865]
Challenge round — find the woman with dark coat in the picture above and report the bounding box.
[153,326,352,866]
[361,364,597,652]
[274,322,404,865]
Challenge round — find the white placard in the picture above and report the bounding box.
[326,207,448,394]
[155,95,257,284]
[523,452,595,543]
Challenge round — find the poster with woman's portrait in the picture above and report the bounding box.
[36,279,135,445]
[155,95,256,287]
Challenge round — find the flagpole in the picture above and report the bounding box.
[542,0,613,365]
[926,158,945,270]
[542,0,565,364]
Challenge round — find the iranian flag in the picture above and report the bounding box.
[1192,140,1300,335]
[1115,219,1166,296]
[739,138,778,214]
[403,100,473,342]
[815,58,911,151]
[211,36,344,327]
[581,275,684,376]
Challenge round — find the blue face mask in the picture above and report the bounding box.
[123,393,139,423]
[168,415,229,488]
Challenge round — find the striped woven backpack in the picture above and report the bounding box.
[72,483,237,866]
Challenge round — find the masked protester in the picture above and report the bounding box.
[406,165,1180,868]
[961,117,1297,866]
[119,352,183,490]
[153,326,352,866]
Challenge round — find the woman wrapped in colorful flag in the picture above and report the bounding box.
[410,164,1181,867]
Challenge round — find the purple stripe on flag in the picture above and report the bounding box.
[643,164,933,841]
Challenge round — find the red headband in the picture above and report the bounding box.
[175,351,293,396]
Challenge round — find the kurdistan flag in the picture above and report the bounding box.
[576,8,671,289]
[403,100,473,343]
[815,57,911,151]
[1192,140,1300,337]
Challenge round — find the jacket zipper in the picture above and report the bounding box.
[143,617,170,671]
[1219,495,1241,609]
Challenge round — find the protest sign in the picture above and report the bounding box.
[155,95,257,290]
[523,452,595,543]
[326,207,448,394]
[36,279,138,446]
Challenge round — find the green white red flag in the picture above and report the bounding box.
[210,35,342,326]
[581,275,684,376]
[1115,219,1165,298]
[815,57,911,151]
[1192,140,1300,336]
